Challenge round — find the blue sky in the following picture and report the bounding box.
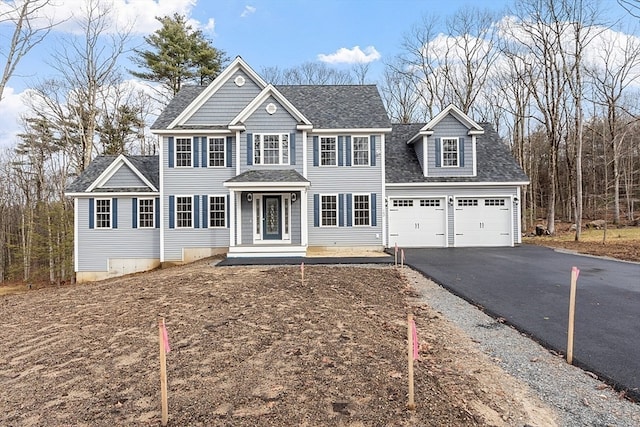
[0,0,634,147]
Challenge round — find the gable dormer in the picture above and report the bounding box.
[408,105,484,178]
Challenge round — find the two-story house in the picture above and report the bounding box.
[66,56,528,282]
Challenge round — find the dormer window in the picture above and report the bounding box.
[441,137,459,167]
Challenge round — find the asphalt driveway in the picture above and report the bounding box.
[403,245,640,400]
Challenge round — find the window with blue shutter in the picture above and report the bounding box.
[338,136,344,166]
[313,193,319,227]
[194,195,200,228]
[435,138,441,167]
[168,196,175,229]
[246,133,253,165]
[155,198,160,228]
[202,195,208,228]
[290,133,296,165]
[371,193,377,226]
[346,193,352,227]
[338,194,344,227]
[226,194,230,228]
[226,137,233,167]
[345,136,351,166]
[193,137,200,167]
[168,137,175,168]
[89,198,95,229]
[112,198,118,229]
[370,136,376,166]
[460,137,465,167]
[132,198,138,228]
[313,136,319,166]
[201,137,208,168]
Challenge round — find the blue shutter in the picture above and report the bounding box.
[338,136,344,166]
[346,194,353,227]
[345,136,351,166]
[202,195,208,228]
[226,194,230,228]
[290,132,296,165]
[112,198,118,229]
[313,136,319,166]
[338,194,344,227]
[168,137,175,168]
[194,195,200,228]
[155,197,160,228]
[169,196,175,229]
[313,193,319,227]
[371,193,377,226]
[370,136,376,166]
[89,198,95,229]
[193,137,200,168]
[226,137,233,167]
[459,137,465,167]
[202,136,208,168]
[132,197,138,229]
[246,133,253,165]
[435,138,441,167]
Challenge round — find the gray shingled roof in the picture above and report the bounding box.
[150,84,391,131]
[386,123,529,183]
[66,155,159,193]
[151,86,206,130]
[275,85,390,129]
[225,169,310,184]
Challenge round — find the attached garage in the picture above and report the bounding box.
[453,197,512,247]
[388,198,446,247]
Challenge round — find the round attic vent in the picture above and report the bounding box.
[266,103,277,115]
[234,75,245,86]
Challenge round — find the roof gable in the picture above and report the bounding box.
[418,105,484,138]
[230,85,311,127]
[66,155,159,194]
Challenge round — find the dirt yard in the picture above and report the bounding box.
[0,260,557,426]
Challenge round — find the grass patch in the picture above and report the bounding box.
[528,226,640,244]
[0,284,28,296]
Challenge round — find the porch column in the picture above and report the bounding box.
[301,188,308,246]
[229,189,236,247]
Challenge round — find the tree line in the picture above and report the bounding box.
[0,0,638,284]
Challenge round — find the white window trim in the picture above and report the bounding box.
[282,195,291,240]
[320,135,338,167]
[208,137,226,168]
[320,193,339,228]
[352,193,371,227]
[351,135,370,167]
[175,195,194,229]
[175,137,193,168]
[138,197,155,229]
[95,198,112,229]
[254,133,290,165]
[441,137,459,168]
[208,194,227,228]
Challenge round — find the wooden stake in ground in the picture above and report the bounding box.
[158,317,170,426]
[407,313,418,410]
[567,266,580,365]
[301,261,304,285]
[395,243,398,267]
[401,249,405,269]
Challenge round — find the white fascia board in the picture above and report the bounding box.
[223,181,311,190]
[152,128,231,135]
[229,124,246,131]
[297,124,313,130]
[66,191,160,197]
[385,181,530,188]
[311,127,392,134]
[167,57,268,129]
[229,85,312,126]
[421,104,484,133]
[87,155,158,193]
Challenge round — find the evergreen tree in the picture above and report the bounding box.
[131,14,226,97]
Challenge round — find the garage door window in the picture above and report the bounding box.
[458,199,478,207]
[420,199,440,207]
[393,199,413,207]
[485,199,505,206]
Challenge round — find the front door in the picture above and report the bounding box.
[263,195,282,240]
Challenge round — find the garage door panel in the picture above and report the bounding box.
[454,198,512,247]
[389,198,446,248]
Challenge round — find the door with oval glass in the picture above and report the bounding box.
[263,195,282,240]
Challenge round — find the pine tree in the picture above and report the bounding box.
[131,14,226,97]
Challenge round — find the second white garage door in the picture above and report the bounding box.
[388,198,446,247]
[454,198,512,247]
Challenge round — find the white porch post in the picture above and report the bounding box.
[301,187,308,246]
[229,189,236,247]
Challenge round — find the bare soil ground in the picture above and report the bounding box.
[0,260,558,426]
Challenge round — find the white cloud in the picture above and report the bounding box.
[317,46,381,64]
[240,5,256,18]
[0,87,30,148]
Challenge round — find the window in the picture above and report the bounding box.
[353,194,370,226]
[320,136,337,166]
[457,199,478,207]
[176,196,192,228]
[321,195,338,226]
[95,199,111,228]
[420,199,440,207]
[393,199,413,207]
[352,136,370,166]
[209,196,226,227]
[175,138,192,167]
[442,138,459,167]
[208,137,225,167]
[485,199,506,206]
[138,198,155,228]
[253,134,289,165]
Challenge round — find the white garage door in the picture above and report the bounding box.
[388,198,446,248]
[454,198,512,247]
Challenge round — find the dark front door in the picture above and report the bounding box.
[263,195,282,240]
